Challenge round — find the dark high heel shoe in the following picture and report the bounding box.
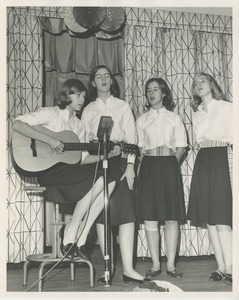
[123,274,151,284]
[73,244,90,260]
[59,225,74,259]
[97,269,115,284]
[97,276,106,285]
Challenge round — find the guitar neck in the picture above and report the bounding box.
[63,142,101,152]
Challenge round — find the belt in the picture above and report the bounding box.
[144,146,174,156]
[200,140,232,149]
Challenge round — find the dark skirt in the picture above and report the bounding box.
[136,156,186,225]
[97,155,136,225]
[187,147,232,228]
[38,162,103,203]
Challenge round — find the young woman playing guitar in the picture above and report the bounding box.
[12,79,120,260]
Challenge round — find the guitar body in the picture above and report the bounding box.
[11,127,81,174]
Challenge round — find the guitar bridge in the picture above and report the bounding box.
[30,138,37,157]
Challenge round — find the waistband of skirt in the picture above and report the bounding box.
[144,146,175,156]
[200,140,232,149]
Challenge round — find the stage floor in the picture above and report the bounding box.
[7,245,232,293]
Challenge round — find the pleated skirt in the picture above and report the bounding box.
[136,156,186,225]
[187,146,232,228]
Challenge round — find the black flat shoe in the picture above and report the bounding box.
[59,225,74,259]
[73,244,90,260]
[123,274,151,284]
[223,273,232,286]
[145,269,162,278]
[209,270,225,281]
[139,280,169,292]
[167,269,183,278]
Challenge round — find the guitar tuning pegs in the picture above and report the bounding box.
[121,142,140,156]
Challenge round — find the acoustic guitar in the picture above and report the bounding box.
[11,125,139,175]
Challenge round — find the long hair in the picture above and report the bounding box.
[145,78,175,111]
[56,79,87,109]
[190,72,226,112]
[88,65,120,102]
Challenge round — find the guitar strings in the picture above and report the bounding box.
[24,144,102,292]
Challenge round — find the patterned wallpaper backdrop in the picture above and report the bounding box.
[6,7,232,262]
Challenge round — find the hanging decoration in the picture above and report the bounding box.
[99,7,126,32]
[72,7,107,30]
[64,7,126,35]
[64,7,88,33]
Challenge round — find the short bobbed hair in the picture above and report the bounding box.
[56,79,87,109]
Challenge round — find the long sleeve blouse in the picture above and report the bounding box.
[136,107,187,153]
[193,99,233,145]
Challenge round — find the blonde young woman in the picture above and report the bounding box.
[187,72,233,286]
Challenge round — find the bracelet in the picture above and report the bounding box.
[127,162,134,165]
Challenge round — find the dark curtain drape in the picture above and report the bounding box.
[43,30,125,107]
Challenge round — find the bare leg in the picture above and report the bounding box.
[207,224,225,273]
[164,220,179,271]
[217,224,232,274]
[119,222,144,280]
[144,221,160,271]
[63,177,104,245]
[76,181,116,247]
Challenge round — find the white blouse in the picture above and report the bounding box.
[81,96,137,163]
[136,107,187,153]
[81,95,137,144]
[15,106,89,160]
[193,99,233,145]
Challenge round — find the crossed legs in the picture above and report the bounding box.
[63,177,116,246]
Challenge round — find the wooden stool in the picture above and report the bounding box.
[23,186,94,291]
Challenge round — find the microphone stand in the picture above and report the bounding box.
[102,129,111,287]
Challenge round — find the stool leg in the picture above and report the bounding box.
[38,262,46,292]
[38,261,56,292]
[89,262,94,288]
[23,260,31,286]
[38,261,53,292]
[70,262,75,281]
[85,261,94,288]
